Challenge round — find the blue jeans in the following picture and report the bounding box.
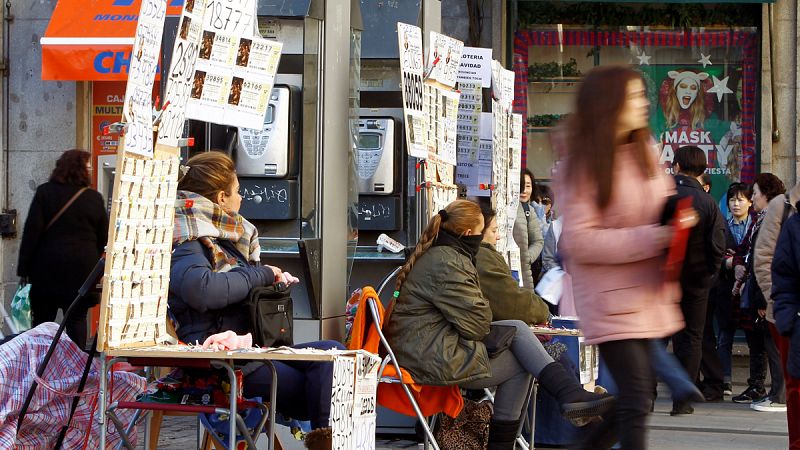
[717,328,735,382]
[650,341,697,401]
[243,340,345,429]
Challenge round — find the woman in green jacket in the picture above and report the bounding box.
[384,200,613,450]
[476,206,550,325]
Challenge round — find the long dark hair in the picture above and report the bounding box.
[50,149,91,187]
[565,66,654,210]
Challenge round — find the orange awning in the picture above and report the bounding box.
[41,0,183,81]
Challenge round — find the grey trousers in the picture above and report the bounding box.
[461,320,553,420]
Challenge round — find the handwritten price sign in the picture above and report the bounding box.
[204,0,256,36]
[157,0,207,146]
[122,0,167,157]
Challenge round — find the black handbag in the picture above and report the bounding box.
[482,324,516,358]
[247,285,294,347]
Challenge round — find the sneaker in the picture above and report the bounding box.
[752,399,787,412]
[723,383,733,396]
[732,386,767,404]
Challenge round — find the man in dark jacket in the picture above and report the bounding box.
[770,208,800,448]
[670,145,727,414]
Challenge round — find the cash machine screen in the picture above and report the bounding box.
[358,133,381,149]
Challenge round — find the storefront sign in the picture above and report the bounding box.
[121,0,167,157]
[457,46,492,88]
[185,0,283,130]
[93,81,127,157]
[40,0,184,81]
[397,22,427,159]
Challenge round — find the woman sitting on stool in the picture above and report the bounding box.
[168,151,341,450]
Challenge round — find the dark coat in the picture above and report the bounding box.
[770,213,800,376]
[384,245,492,386]
[168,239,274,344]
[17,182,108,308]
[674,174,727,299]
[711,225,738,330]
[475,242,549,325]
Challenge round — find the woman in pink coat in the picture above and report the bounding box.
[556,66,695,449]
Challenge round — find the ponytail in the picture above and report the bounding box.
[395,215,442,291]
[395,199,483,291]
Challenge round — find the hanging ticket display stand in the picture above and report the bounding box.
[18,1,381,449]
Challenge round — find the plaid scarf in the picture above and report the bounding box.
[173,191,261,272]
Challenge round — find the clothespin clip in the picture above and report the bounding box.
[152,101,171,126]
[423,56,440,81]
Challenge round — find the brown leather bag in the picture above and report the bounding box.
[434,398,493,450]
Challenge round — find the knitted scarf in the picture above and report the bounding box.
[173,191,261,272]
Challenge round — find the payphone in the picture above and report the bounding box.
[235,85,300,177]
[230,84,301,221]
[356,111,403,232]
[356,117,395,194]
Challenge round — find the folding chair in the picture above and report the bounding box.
[348,270,442,449]
[104,357,273,450]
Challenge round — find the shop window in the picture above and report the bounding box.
[513,24,759,198]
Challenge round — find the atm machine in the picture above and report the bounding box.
[96,154,117,213]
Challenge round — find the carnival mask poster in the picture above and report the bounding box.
[642,62,747,196]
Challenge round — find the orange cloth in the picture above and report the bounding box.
[347,287,463,418]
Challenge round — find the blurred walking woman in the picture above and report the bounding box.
[18,149,108,349]
[556,67,694,449]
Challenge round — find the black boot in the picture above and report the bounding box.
[487,419,520,450]
[537,362,616,420]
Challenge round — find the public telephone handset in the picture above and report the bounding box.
[377,233,405,253]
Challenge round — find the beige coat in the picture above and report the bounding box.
[556,145,683,344]
[754,182,800,323]
[512,203,544,289]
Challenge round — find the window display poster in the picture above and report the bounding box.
[642,63,745,193]
[457,47,492,88]
[157,0,207,146]
[427,32,464,88]
[121,0,168,157]
[397,22,427,159]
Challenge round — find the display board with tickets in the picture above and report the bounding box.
[97,0,283,351]
[397,23,463,219]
